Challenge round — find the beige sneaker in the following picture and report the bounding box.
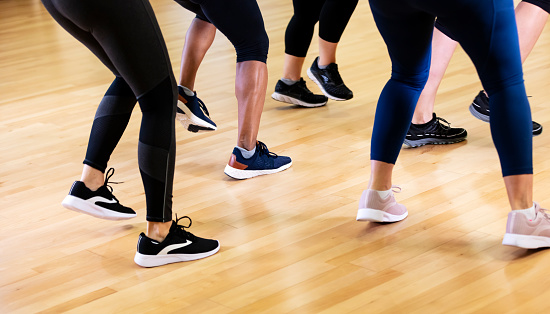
[502,202,550,249]
[356,186,408,223]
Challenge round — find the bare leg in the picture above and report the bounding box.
[80,165,105,191]
[236,60,267,150]
[368,160,394,191]
[515,2,548,63]
[318,37,338,66]
[411,28,458,124]
[282,54,305,81]
[178,18,216,89]
[503,174,533,210]
[146,221,173,242]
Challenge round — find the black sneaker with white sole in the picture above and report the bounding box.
[61,168,136,220]
[469,90,542,136]
[134,215,220,267]
[307,56,353,101]
[271,78,328,107]
[404,113,467,147]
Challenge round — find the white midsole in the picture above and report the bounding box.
[61,195,136,220]
[134,243,220,267]
[177,101,217,130]
[224,161,292,180]
[271,92,327,108]
[502,233,550,249]
[356,208,408,223]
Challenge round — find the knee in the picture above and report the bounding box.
[390,68,430,91]
[235,30,269,63]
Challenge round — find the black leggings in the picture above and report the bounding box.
[174,0,269,63]
[436,0,550,40]
[41,0,177,222]
[284,0,359,57]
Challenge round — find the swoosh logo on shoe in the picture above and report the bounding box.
[88,196,117,205]
[158,240,193,255]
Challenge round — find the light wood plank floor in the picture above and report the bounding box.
[2,0,550,312]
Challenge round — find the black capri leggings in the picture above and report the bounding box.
[174,0,269,63]
[41,0,177,222]
[285,0,359,58]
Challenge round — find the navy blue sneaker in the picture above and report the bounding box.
[176,86,217,133]
[61,168,136,220]
[134,215,220,267]
[224,141,292,179]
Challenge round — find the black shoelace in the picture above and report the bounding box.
[257,141,278,158]
[173,214,197,241]
[103,168,122,202]
[433,117,453,135]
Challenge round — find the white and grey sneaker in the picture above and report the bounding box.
[61,168,136,220]
[134,215,220,267]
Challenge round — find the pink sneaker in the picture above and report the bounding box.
[356,186,408,223]
[502,202,550,249]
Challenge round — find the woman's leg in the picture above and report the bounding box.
[178,17,216,90]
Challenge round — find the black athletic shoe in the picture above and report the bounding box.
[61,168,136,220]
[134,215,220,267]
[469,90,542,136]
[307,56,353,101]
[404,113,467,147]
[271,78,328,107]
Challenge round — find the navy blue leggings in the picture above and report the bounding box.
[369,0,532,176]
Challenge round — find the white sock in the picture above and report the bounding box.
[237,146,256,159]
[514,203,536,220]
[179,85,194,97]
[369,189,392,199]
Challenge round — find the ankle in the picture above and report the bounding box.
[81,166,104,191]
[146,221,172,242]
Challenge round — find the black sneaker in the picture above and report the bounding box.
[176,86,217,133]
[134,215,220,267]
[61,168,136,220]
[307,56,353,101]
[469,90,542,136]
[271,78,328,107]
[404,113,467,147]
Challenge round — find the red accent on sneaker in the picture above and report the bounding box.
[228,153,248,170]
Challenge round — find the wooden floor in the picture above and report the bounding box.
[2,0,550,312]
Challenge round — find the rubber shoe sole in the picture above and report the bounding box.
[176,104,217,133]
[224,161,293,180]
[502,233,550,249]
[62,195,136,220]
[404,137,466,148]
[356,208,408,223]
[134,242,220,267]
[271,92,327,108]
